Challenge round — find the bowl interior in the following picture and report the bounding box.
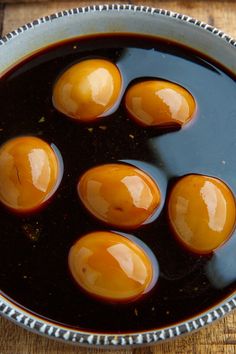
[0,5,236,346]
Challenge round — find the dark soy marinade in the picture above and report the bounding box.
[0,35,236,332]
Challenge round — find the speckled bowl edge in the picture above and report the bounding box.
[0,3,236,347]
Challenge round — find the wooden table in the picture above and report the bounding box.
[0,1,236,353]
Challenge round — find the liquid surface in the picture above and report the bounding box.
[0,35,236,333]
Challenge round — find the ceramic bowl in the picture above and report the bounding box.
[0,4,236,348]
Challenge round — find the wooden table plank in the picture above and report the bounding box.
[0,3,4,35]
[1,1,236,353]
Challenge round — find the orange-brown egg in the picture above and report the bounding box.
[68,231,158,302]
[125,80,196,127]
[77,163,161,229]
[0,136,62,213]
[168,174,236,254]
[52,59,122,122]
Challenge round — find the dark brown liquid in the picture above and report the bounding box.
[0,35,236,333]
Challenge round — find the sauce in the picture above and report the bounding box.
[0,34,235,332]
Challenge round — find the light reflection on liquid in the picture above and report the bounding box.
[206,230,236,289]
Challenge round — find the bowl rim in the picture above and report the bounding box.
[1,3,236,49]
[0,3,236,347]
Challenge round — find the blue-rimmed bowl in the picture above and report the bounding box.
[0,4,236,348]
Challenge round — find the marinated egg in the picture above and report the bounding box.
[68,231,158,302]
[0,136,62,212]
[125,80,196,127]
[168,174,236,254]
[52,59,122,121]
[77,163,161,229]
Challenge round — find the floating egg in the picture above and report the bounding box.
[77,163,161,229]
[52,59,122,121]
[125,80,196,127]
[168,174,236,254]
[68,231,158,302]
[0,136,62,213]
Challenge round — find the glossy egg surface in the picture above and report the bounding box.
[77,163,161,228]
[68,231,157,302]
[0,136,61,212]
[125,80,196,127]
[52,59,122,121]
[168,174,236,254]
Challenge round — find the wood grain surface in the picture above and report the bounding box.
[1,1,236,353]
